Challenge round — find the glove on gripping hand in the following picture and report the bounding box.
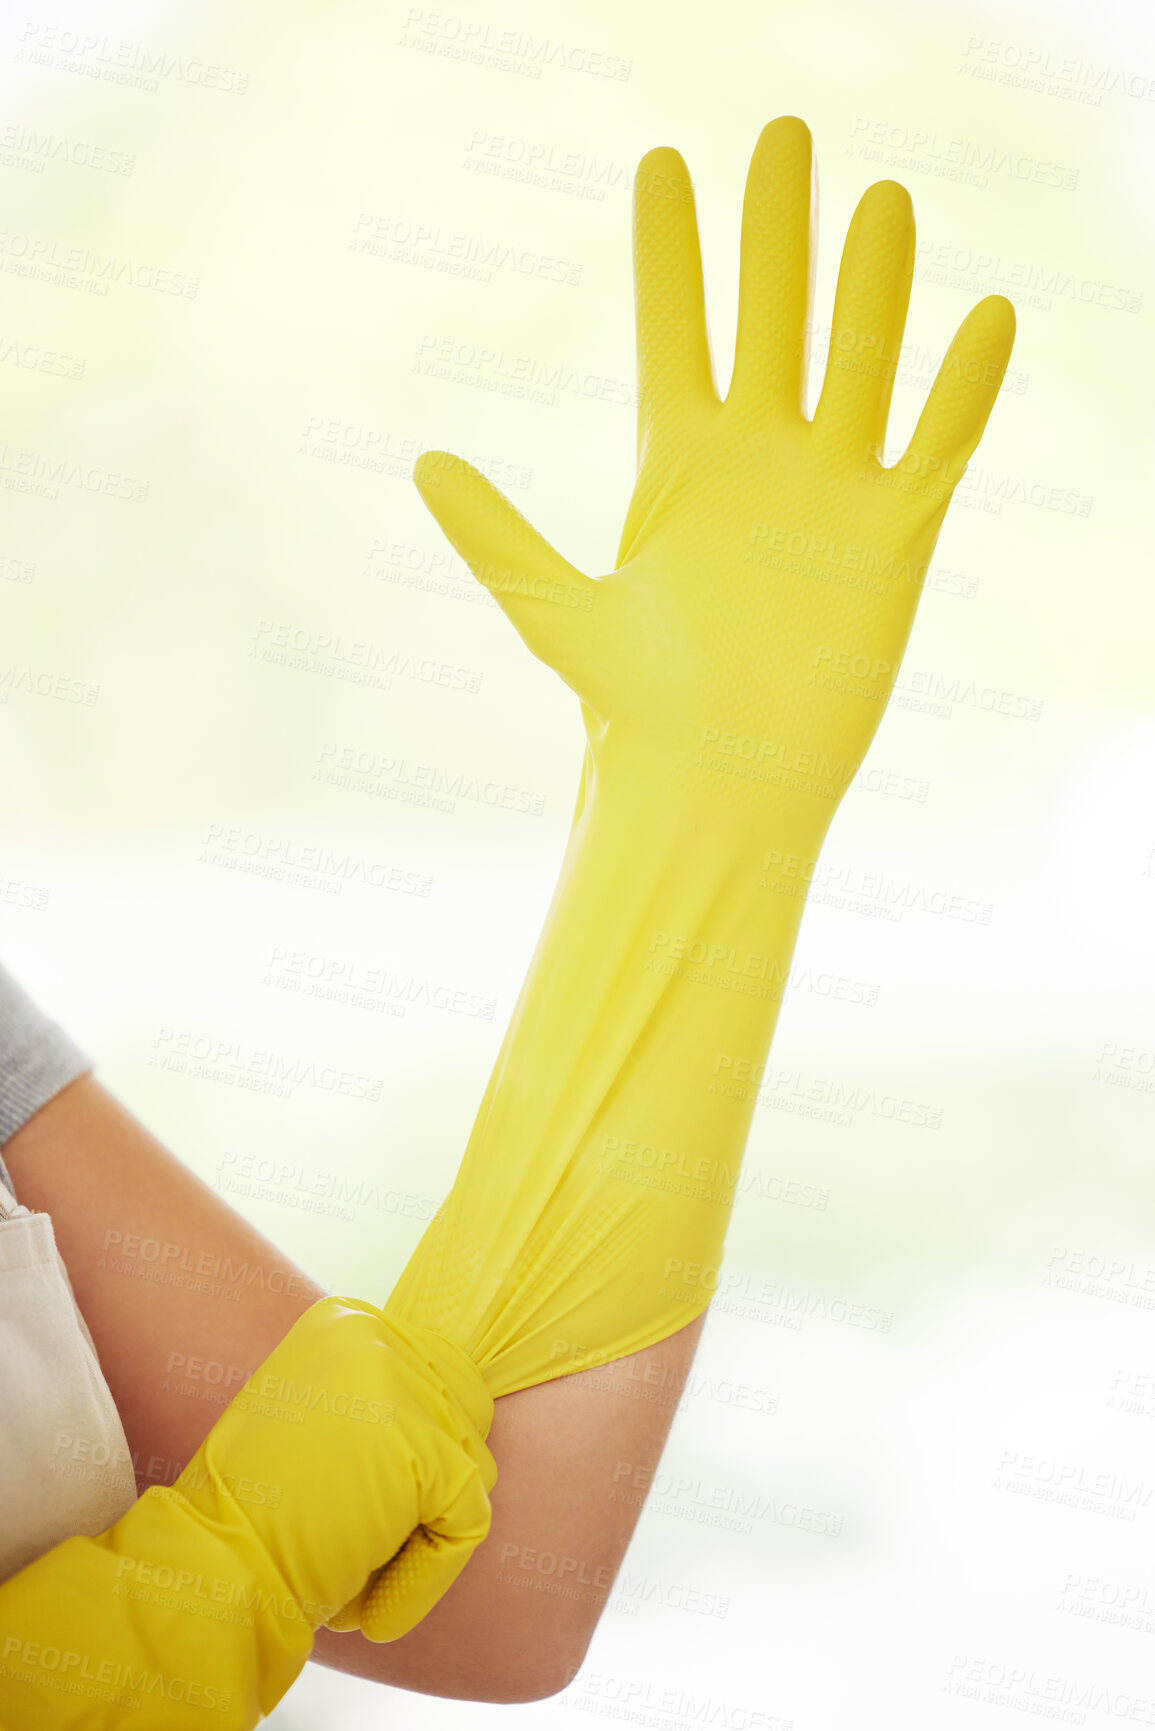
[0,1299,497,1730]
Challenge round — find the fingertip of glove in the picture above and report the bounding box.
[635,143,692,199]
[979,292,1017,335]
[638,142,685,169]
[413,449,456,494]
[861,177,913,219]
[756,114,812,153]
[957,294,1017,369]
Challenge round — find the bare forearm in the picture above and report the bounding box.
[2,1076,324,1481]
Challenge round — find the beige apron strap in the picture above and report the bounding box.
[0,1203,137,1580]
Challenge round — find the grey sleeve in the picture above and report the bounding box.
[0,961,93,1196]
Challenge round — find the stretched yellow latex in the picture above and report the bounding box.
[0,1299,496,1726]
[383,118,1016,1392]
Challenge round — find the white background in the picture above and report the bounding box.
[2,0,1154,1724]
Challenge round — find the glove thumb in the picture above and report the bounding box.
[414,450,601,694]
[350,1459,496,1641]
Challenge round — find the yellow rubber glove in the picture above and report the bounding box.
[384,118,1015,1392]
[0,1298,496,1728]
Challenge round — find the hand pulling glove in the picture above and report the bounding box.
[0,1298,496,1728]
[384,117,1016,1391]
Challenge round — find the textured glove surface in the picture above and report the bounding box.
[413,117,1016,847]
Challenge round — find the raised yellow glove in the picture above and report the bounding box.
[0,1299,496,1728]
[385,117,1015,1391]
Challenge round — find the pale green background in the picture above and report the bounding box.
[2,0,1153,1723]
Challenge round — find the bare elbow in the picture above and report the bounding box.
[417,1638,588,1705]
[474,1652,584,1704]
[309,1621,590,1705]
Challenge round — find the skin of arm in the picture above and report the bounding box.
[2,1072,707,1704]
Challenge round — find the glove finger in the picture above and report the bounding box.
[413,450,601,687]
[897,294,1016,491]
[383,1321,500,1495]
[356,1461,495,1642]
[726,116,815,426]
[813,179,915,461]
[379,1310,495,1445]
[633,145,717,459]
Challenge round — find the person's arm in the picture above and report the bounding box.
[3,1073,706,1704]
